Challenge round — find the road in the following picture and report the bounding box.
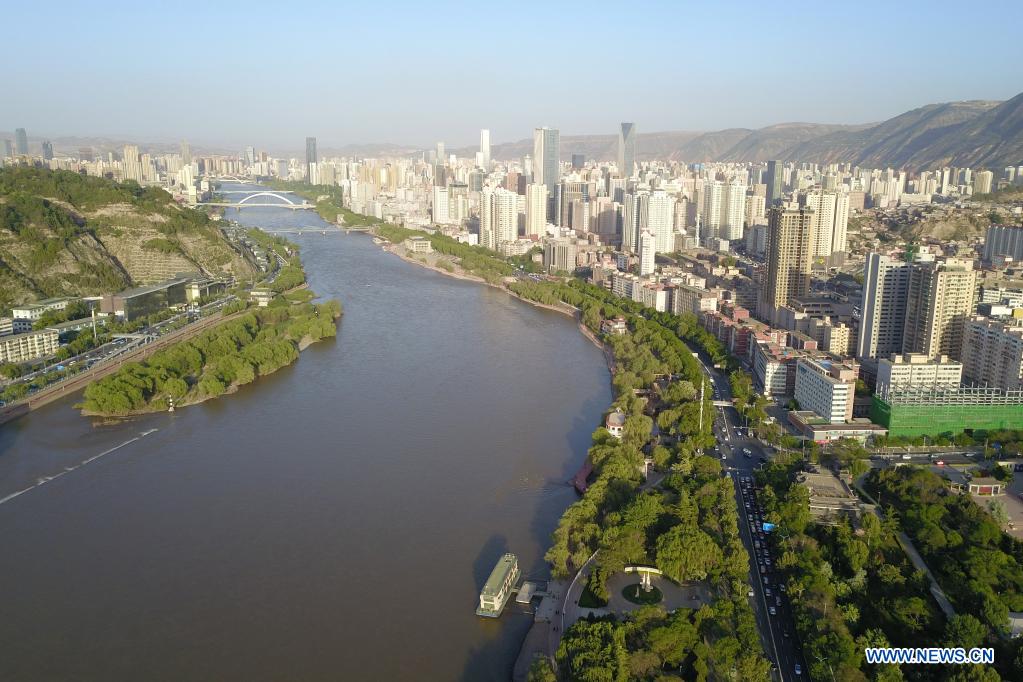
[0,298,242,424]
[694,355,806,681]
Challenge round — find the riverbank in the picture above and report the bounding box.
[80,299,342,418]
[378,237,612,367]
[370,231,619,678]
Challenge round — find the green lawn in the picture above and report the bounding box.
[622,583,663,605]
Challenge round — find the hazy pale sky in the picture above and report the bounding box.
[5,0,1023,150]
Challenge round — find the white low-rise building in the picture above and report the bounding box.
[0,329,59,363]
[875,353,963,395]
[794,357,858,423]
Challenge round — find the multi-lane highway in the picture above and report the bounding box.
[695,356,807,680]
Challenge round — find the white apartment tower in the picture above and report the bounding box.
[721,181,747,241]
[525,183,547,238]
[638,231,656,276]
[701,181,723,241]
[432,186,450,224]
[480,187,517,251]
[647,190,675,254]
[857,253,911,360]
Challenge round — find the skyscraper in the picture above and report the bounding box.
[857,253,912,360]
[618,123,636,179]
[305,137,317,181]
[480,129,490,168]
[532,127,560,196]
[3,140,14,159]
[435,141,445,163]
[765,160,783,206]
[759,207,815,323]
[622,193,642,254]
[180,141,192,165]
[41,141,53,160]
[15,128,28,155]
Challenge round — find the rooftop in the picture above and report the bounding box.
[112,277,190,300]
[481,553,518,597]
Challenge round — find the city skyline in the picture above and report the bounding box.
[4,1,1023,149]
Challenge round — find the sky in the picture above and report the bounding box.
[4,0,1023,152]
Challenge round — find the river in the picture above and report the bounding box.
[0,185,612,681]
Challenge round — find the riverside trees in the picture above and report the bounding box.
[81,300,340,416]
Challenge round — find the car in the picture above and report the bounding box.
[765,588,772,597]
[783,630,791,638]
[759,565,766,573]
[769,606,777,616]
[742,447,752,454]
[747,588,755,597]
[779,584,786,593]
[795,663,802,676]
[763,576,769,584]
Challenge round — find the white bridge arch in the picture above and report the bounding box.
[236,192,298,206]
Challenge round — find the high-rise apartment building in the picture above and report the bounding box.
[122,145,143,183]
[618,123,635,179]
[525,183,548,238]
[305,137,317,181]
[973,170,994,195]
[638,231,655,276]
[983,224,1023,262]
[533,127,560,196]
[857,253,911,360]
[701,181,724,240]
[622,193,642,253]
[759,207,814,322]
[480,129,491,168]
[803,189,850,256]
[765,160,783,206]
[902,258,977,360]
[559,180,591,229]
[480,187,517,251]
[721,181,747,241]
[963,318,1023,390]
[432,186,450,224]
[15,128,28,155]
[647,190,675,254]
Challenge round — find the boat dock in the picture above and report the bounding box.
[476,553,548,618]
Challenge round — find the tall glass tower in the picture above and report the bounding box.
[305,137,317,180]
[618,122,635,179]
